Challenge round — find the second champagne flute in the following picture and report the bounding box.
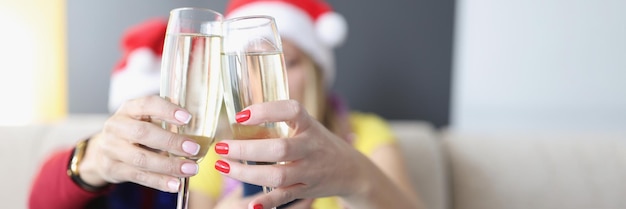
[221,15,290,198]
[159,7,223,209]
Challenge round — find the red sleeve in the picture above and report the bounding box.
[28,148,110,209]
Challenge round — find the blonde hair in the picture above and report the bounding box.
[302,64,343,135]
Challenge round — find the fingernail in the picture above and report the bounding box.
[215,142,229,155]
[235,109,251,123]
[182,141,200,155]
[215,160,230,174]
[253,204,263,209]
[168,179,180,191]
[181,163,198,174]
[175,110,192,124]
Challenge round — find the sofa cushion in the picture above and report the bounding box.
[391,121,449,209]
[443,131,626,209]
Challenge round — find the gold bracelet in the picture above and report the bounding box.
[67,138,109,192]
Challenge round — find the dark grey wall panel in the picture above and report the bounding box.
[67,0,226,114]
[67,0,454,127]
[328,0,455,127]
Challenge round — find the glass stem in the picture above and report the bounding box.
[177,177,190,209]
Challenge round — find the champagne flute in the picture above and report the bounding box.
[159,7,223,209]
[221,15,290,200]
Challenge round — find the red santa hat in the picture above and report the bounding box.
[108,18,167,112]
[225,0,348,87]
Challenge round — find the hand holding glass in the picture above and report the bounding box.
[221,15,291,199]
[159,7,223,209]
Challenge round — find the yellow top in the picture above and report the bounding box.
[190,112,396,209]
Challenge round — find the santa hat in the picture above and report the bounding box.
[108,1,347,113]
[226,0,348,87]
[108,18,167,113]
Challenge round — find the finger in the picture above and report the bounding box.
[104,160,182,193]
[101,138,199,177]
[248,185,308,209]
[216,137,310,162]
[117,95,192,125]
[237,100,312,132]
[215,159,302,188]
[104,116,202,157]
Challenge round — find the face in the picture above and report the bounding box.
[281,39,323,119]
[282,39,313,104]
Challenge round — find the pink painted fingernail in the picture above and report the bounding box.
[253,204,263,209]
[181,163,198,174]
[182,141,200,155]
[175,110,192,124]
[168,179,180,191]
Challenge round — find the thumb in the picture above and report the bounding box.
[248,185,307,209]
[283,199,314,209]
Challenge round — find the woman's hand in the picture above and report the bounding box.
[210,185,314,209]
[78,95,202,192]
[213,100,374,209]
[212,186,255,209]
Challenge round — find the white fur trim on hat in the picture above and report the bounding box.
[108,47,161,112]
[316,12,348,48]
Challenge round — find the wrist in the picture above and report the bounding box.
[67,137,109,192]
[340,151,401,209]
[341,151,377,203]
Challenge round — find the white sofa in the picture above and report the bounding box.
[3,115,626,209]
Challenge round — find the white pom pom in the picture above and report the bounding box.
[108,47,161,113]
[316,12,348,47]
[125,48,159,73]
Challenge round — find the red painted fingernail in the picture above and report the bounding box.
[215,142,229,155]
[215,160,230,174]
[253,204,263,209]
[235,109,251,123]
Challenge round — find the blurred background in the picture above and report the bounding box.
[1,0,625,132]
[2,1,626,208]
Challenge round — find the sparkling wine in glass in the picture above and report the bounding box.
[221,15,290,200]
[159,7,223,209]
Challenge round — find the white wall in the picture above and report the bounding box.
[451,0,626,132]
